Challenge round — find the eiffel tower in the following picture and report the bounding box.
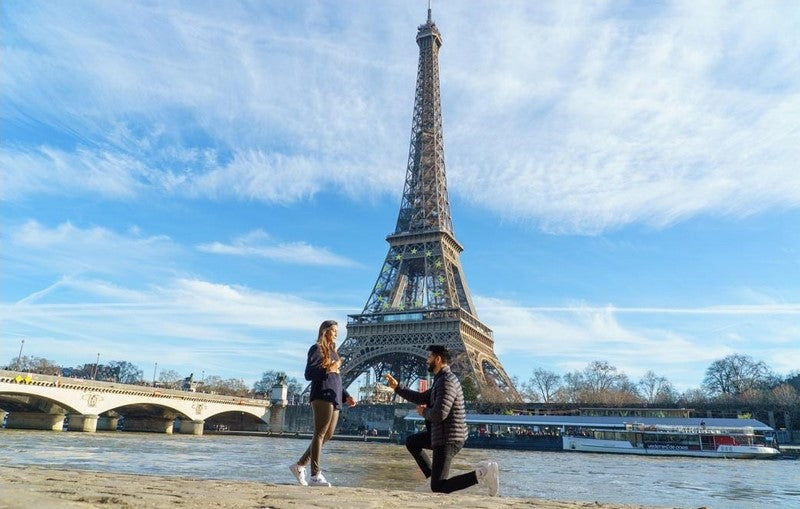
[338,6,521,403]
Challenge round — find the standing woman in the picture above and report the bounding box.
[290,319,356,487]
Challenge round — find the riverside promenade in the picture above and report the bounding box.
[0,466,667,509]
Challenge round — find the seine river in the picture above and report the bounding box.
[2,430,798,508]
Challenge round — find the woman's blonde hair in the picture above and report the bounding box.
[316,320,338,369]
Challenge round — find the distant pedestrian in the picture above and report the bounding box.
[384,345,499,496]
[289,320,356,487]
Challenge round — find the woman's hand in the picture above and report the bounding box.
[326,358,342,374]
[383,373,398,389]
[345,396,356,408]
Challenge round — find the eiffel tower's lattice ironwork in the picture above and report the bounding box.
[338,8,521,403]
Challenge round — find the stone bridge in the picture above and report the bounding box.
[0,370,273,435]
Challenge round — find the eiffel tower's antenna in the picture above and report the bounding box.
[427,0,432,24]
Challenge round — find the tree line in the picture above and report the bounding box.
[514,355,799,410]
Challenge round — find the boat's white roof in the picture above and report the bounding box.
[404,413,773,431]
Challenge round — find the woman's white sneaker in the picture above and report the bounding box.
[309,472,332,487]
[289,463,307,486]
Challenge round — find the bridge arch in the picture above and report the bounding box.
[0,388,80,415]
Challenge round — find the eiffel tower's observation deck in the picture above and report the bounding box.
[338,7,521,403]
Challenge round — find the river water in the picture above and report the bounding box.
[2,430,798,508]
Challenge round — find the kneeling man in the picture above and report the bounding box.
[384,345,499,496]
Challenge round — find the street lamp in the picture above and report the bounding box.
[92,353,100,380]
[16,339,25,370]
[153,362,158,387]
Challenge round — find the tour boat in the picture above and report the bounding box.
[403,413,782,458]
[562,422,781,459]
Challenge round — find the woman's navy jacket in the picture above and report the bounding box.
[304,344,351,408]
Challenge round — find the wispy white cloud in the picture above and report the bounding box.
[3,2,798,232]
[446,2,800,233]
[15,276,148,306]
[197,229,359,267]
[186,151,335,204]
[7,220,177,281]
[1,1,408,203]
[0,147,150,200]
[476,295,800,388]
[1,276,350,381]
[1,218,358,380]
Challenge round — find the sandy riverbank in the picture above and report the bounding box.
[0,465,673,509]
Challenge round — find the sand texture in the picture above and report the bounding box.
[0,466,673,509]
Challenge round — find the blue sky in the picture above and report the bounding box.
[2,1,798,393]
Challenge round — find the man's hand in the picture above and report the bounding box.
[345,395,357,408]
[383,373,398,389]
[416,404,426,416]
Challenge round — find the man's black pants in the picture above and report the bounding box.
[405,431,478,493]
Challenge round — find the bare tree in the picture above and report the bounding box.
[655,384,678,405]
[785,371,800,391]
[108,361,144,384]
[638,370,676,404]
[6,355,61,374]
[771,383,799,408]
[604,379,643,406]
[559,371,585,403]
[158,369,182,389]
[739,387,767,405]
[583,361,627,393]
[561,361,639,404]
[702,354,774,396]
[524,368,562,403]
[203,376,250,397]
[678,387,709,405]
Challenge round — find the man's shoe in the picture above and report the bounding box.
[413,478,431,492]
[308,472,332,487]
[289,463,307,486]
[475,460,499,496]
